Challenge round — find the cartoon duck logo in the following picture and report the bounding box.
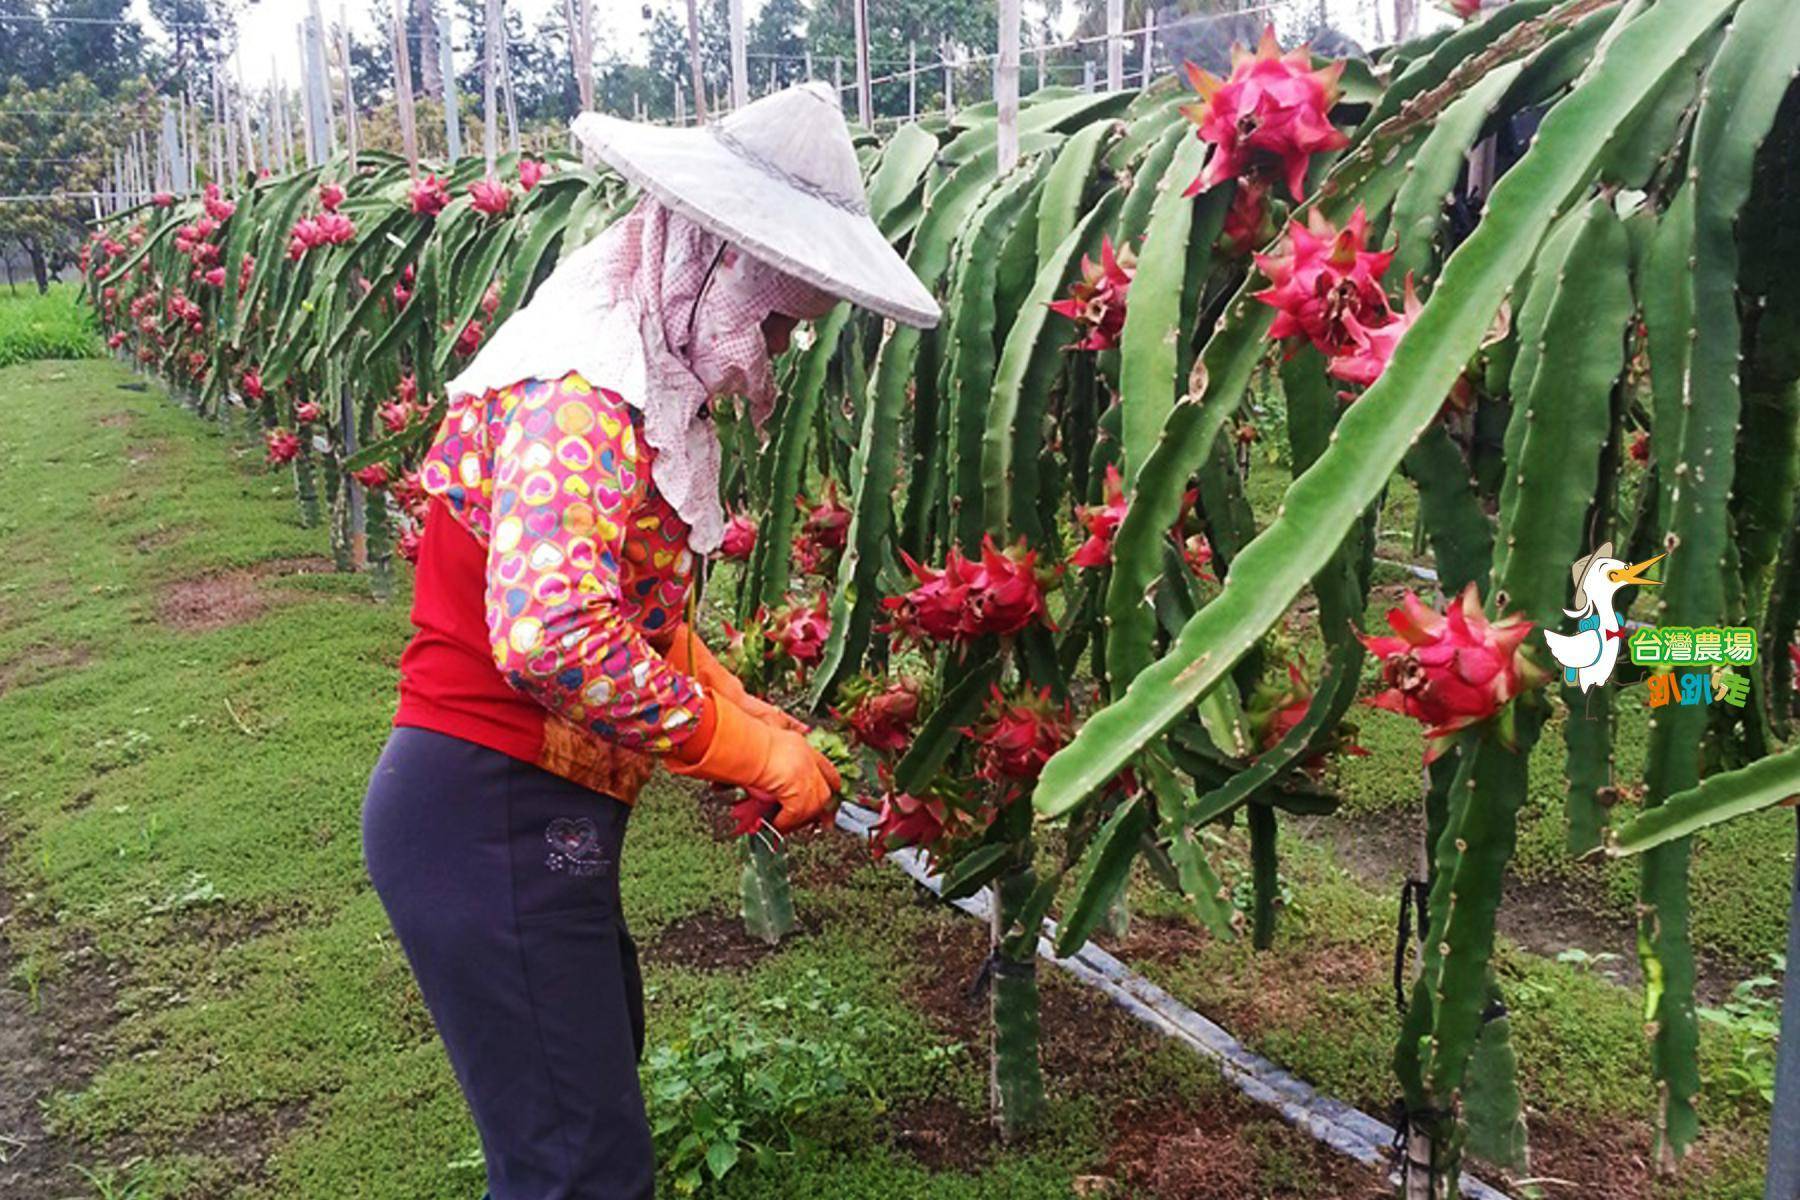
[1541,541,1664,692]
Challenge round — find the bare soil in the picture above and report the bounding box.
[169,1100,311,1199]
[697,792,869,889]
[641,909,797,971]
[903,916,1149,1082]
[881,1096,995,1172]
[1511,1113,1663,1200]
[170,898,313,951]
[899,917,1390,1194]
[153,555,335,632]
[0,643,92,699]
[1296,807,1738,1004]
[788,827,868,890]
[1102,912,1216,969]
[0,887,117,1196]
[700,800,741,843]
[2,855,326,1197]
[1105,1096,1390,1200]
[132,527,181,555]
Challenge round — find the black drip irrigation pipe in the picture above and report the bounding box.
[831,802,1513,1200]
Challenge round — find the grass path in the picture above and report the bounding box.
[0,359,1772,1199]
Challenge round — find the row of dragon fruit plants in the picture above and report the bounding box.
[84,0,1800,1192]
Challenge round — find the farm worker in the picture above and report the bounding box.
[361,83,938,1200]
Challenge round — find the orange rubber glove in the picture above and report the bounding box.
[664,623,810,735]
[668,697,841,832]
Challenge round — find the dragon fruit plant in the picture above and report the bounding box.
[89,1,1800,1188]
[86,148,634,593]
[1019,4,1800,1191]
[725,4,1800,1184]
[725,729,861,946]
[864,538,1064,1137]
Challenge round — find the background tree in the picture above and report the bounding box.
[348,0,401,116]
[415,0,443,98]
[451,0,569,125]
[750,0,809,93]
[646,0,732,109]
[595,56,673,121]
[788,0,1000,120]
[0,0,150,92]
[0,75,140,291]
[144,0,235,78]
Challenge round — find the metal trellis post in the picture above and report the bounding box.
[728,0,748,110]
[852,0,872,127]
[340,4,359,160]
[440,7,462,159]
[1106,0,1124,91]
[392,0,420,174]
[683,0,707,124]
[943,40,953,117]
[483,0,500,174]
[908,41,917,119]
[997,0,1020,171]
[1142,9,1156,88]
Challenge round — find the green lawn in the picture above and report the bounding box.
[0,359,1775,1198]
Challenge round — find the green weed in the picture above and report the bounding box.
[644,969,944,1195]
[74,1158,153,1200]
[1699,955,1786,1106]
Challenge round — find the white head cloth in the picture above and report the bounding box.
[444,199,834,554]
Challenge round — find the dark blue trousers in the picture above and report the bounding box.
[363,727,655,1199]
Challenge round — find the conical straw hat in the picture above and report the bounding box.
[572,83,941,329]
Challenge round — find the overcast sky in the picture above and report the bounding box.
[123,0,1442,94]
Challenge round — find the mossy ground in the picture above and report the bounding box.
[0,359,1774,1198]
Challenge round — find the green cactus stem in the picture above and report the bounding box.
[1634,0,1800,1161]
[1035,118,1115,272]
[1117,133,1221,482]
[1491,194,1630,617]
[1405,426,1493,599]
[1144,752,1238,940]
[1399,706,1544,1192]
[291,448,322,530]
[746,305,849,618]
[947,165,1045,551]
[740,832,796,947]
[989,932,1044,1139]
[1609,742,1800,854]
[982,192,1125,544]
[1461,980,1530,1173]
[1388,62,1525,290]
[1054,791,1153,956]
[364,481,394,602]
